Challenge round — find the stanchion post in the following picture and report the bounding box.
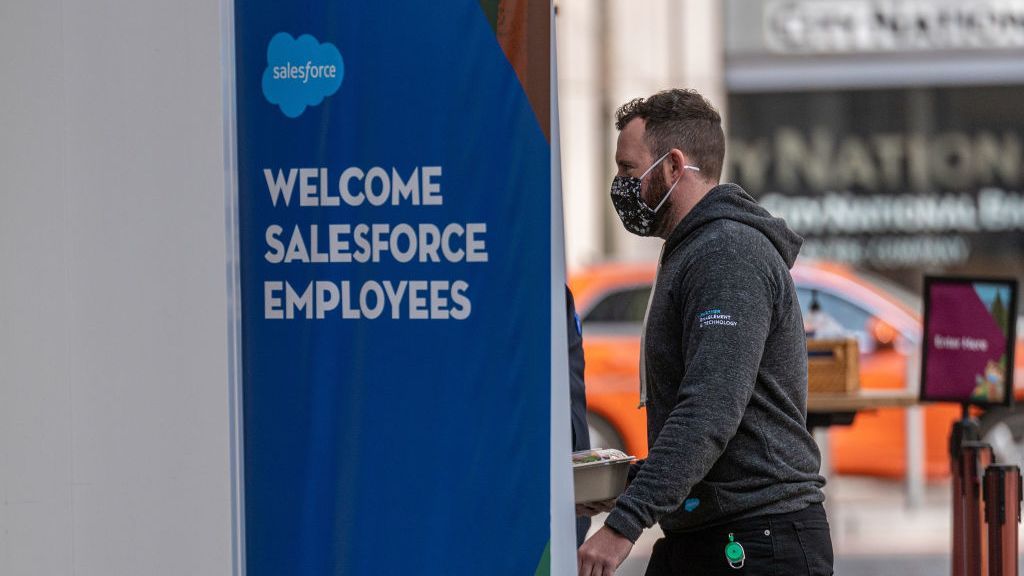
[983,464,1022,576]
[951,408,981,576]
[959,441,993,576]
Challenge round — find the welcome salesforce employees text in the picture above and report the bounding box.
[261,165,487,321]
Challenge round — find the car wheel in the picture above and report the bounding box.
[587,412,626,452]
[979,407,1024,467]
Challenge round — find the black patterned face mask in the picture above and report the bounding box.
[610,152,699,236]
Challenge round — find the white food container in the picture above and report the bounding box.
[572,449,636,504]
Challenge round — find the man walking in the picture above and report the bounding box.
[577,89,832,575]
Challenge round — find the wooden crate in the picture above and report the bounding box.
[807,338,860,394]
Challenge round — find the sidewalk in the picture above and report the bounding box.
[828,475,949,556]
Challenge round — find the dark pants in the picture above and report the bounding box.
[644,503,833,576]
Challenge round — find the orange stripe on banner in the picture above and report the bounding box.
[495,0,550,142]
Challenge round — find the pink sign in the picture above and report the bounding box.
[921,278,1017,406]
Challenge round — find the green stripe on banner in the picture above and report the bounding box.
[533,540,551,576]
[478,0,499,30]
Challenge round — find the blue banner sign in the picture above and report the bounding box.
[234,1,553,574]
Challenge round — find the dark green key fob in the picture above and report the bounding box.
[725,533,745,569]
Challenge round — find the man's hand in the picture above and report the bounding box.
[577,525,633,576]
[575,498,617,517]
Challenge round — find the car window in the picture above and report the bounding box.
[583,286,651,324]
[796,286,879,351]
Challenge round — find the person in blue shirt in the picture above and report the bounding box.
[566,285,591,547]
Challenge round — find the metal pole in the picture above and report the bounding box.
[951,419,982,576]
[596,0,614,259]
[905,346,925,508]
[984,464,1021,576]
[958,441,992,576]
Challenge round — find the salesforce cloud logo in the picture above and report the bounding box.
[261,32,344,119]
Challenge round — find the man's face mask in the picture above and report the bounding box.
[610,151,700,237]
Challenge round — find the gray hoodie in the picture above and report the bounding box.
[604,183,825,542]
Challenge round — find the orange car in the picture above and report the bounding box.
[570,261,1024,479]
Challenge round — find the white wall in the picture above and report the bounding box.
[556,0,725,269]
[0,2,235,575]
[555,0,606,269]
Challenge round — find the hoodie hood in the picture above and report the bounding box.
[663,183,803,269]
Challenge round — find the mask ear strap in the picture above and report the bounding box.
[640,151,672,179]
[652,164,700,213]
[653,175,680,213]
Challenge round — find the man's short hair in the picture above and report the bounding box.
[615,89,725,183]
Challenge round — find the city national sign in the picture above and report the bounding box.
[728,86,1024,282]
[764,0,1024,54]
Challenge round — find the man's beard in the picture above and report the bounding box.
[646,168,673,238]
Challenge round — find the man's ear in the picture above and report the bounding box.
[668,148,688,179]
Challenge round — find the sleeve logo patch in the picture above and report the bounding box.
[698,308,738,328]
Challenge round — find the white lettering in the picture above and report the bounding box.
[262,223,487,264]
[422,166,443,205]
[360,282,385,320]
[365,167,390,206]
[935,334,961,350]
[340,167,365,206]
[316,281,340,319]
[450,281,471,320]
[430,281,450,320]
[465,223,488,263]
[383,281,408,319]
[285,225,310,262]
[341,281,360,319]
[408,281,429,320]
[265,281,284,319]
[285,282,314,320]
[264,169,297,206]
[392,167,420,205]
[265,225,285,263]
[299,167,320,206]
